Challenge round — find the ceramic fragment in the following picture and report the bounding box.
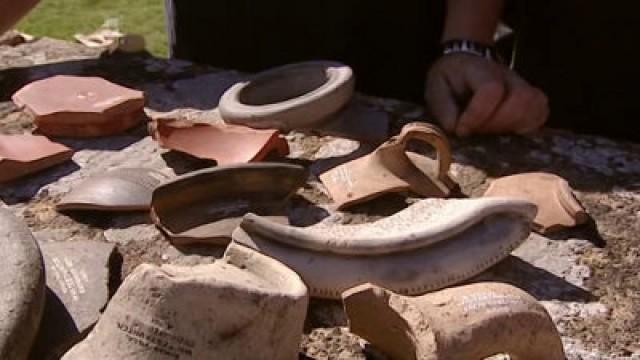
[31,241,115,358]
[320,122,457,209]
[231,197,536,299]
[0,208,45,359]
[57,168,170,212]
[62,245,308,360]
[343,282,565,360]
[0,134,73,183]
[484,172,589,233]
[151,163,307,246]
[150,117,289,165]
[12,75,146,137]
[219,61,354,131]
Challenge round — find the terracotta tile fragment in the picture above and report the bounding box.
[484,172,589,233]
[62,245,308,360]
[150,117,289,165]
[12,75,146,137]
[57,168,170,212]
[0,134,73,183]
[231,197,536,299]
[319,122,457,209]
[151,163,307,246]
[343,282,565,360]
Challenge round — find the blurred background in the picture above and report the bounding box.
[17,0,168,56]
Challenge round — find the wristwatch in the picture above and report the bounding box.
[442,39,499,62]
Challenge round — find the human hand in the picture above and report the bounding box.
[425,53,549,137]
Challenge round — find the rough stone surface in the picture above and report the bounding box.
[30,240,116,359]
[0,207,45,360]
[1,38,639,359]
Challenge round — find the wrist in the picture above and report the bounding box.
[441,39,498,62]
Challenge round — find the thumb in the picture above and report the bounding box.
[426,74,460,133]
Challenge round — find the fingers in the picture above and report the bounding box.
[478,72,549,135]
[425,73,460,133]
[455,79,505,137]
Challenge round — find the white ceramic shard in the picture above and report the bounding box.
[343,282,566,360]
[231,198,537,299]
[219,61,355,131]
[0,207,46,359]
[62,245,308,360]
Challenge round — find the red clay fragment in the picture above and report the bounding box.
[12,75,146,137]
[0,134,73,183]
[319,122,457,209]
[484,172,589,233]
[150,118,289,165]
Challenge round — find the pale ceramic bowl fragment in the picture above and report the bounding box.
[231,197,537,299]
[62,245,308,360]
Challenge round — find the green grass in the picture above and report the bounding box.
[18,0,168,57]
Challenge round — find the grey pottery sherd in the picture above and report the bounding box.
[151,163,307,246]
[31,240,116,359]
[231,198,536,299]
[62,245,308,360]
[343,282,565,360]
[57,168,170,212]
[0,208,46,359]
[219,61,355,131]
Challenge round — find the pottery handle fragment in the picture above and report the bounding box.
[398,122,452,182]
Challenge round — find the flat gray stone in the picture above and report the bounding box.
[0,207,45,359]
[30,240,115,358]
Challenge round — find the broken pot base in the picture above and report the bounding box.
[0,134,73,183]
[219,61,355,131]
[151,163,307,246]
[319,122,457,209]
[343,282,565,360]
[231,197,536,299]
[484,172,589,233]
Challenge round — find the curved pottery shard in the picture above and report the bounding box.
[12,75,146,137]
[62,245,308,360]
[231,198,536,299]
[319,122,457,209]
[57,168,171,212]
[0,134,73,183]
[150,117,289,165]
[484,172,589,233]
[0,208,46,360]
[343,282,565,360]
[151,163,307,246]
[219,61,355,131]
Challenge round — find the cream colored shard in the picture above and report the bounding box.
[343,282,565,360]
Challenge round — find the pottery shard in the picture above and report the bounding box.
[219,61,355,131]
[231,197,537,299]
[343,282,566,360]
[149,117,289,165]
[320,122,457,209]
[0,134,74,183]
[0,208,46,360]
[12,75,146,137]
[62,244,308,360]
[151,163,307,246]
[31,240,116,358]
[57,168,171,212]
[484,172,589,233]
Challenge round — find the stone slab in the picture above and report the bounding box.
[30,240,116,359]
